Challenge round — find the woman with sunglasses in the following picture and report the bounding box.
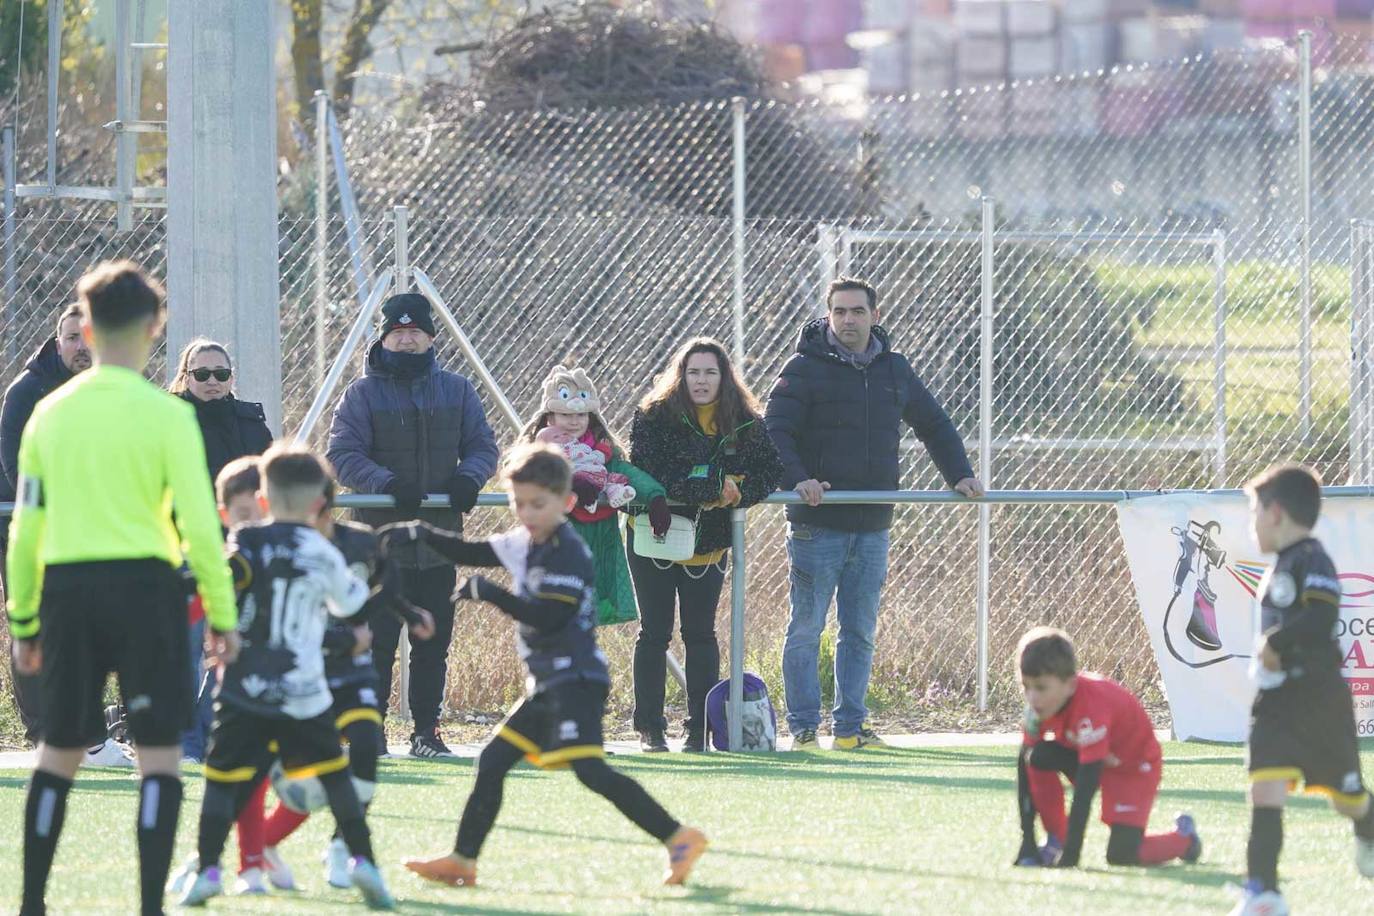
[170,338,274,484]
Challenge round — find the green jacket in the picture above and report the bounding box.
[573,456,664,626]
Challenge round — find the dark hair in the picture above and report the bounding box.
[638,336,763,438]
[261,443,332,511]
[76,260,164,331]
[170,338,233,395]
[519,410,626,458]
[1017,626,1077,680]
[54,303,83,337]
[502,442,572,496]
[215,456,262,507]
[1245,462,1322,529]
[826,276,878,311]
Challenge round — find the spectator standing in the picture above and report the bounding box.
[765,277,983,751]
[327,292,499,758]
[627,337,781,753]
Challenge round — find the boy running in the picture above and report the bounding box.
[173,446,395,909]
[261,478,435,891]
[1015,626,1201,870]
[1233,463,1374,916]
[383,443,707,889]
[8,261,238,916]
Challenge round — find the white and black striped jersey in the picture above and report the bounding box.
[221,520,370,719]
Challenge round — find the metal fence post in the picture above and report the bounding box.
[394,206,412,724]
[728,507,747,750]
[314,93,330,396]
[1212,231,1228,486]
[2,126,16,368]
[977,197,994,712]
[1353,222,1373,484]
[113,0,133,231]
[1298,29,1313,444]
[46,0,59,191]
[731,98,746,369]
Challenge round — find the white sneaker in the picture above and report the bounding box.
[234,866,269,895]
[165,854,199,896]
[324,837,352,889]
[1228,888,1289,916]
[349,857,396,910]
[176,866,224,907]
[83,739,135,768]
[1357,836,1374,878]
[262,845,297,891]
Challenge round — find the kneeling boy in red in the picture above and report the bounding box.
[1015,626,1201,868]
[381,443,707,889]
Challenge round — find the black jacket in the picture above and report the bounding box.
[0,338,76,502]
[325,340,499,569]
[179,391,274,485]
[764,318,974,532]
[628,405,783,555]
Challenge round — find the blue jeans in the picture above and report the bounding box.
[180,618,214,760]
[781,523,890,737]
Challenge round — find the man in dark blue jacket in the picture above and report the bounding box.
[1,304,92,747]
[765,277,983,751]
[327,292,499,758]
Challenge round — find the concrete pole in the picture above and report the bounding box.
[167,1,282,432]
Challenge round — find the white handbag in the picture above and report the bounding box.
[631,512,698,562]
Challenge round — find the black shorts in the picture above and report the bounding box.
[38,559,190,749]
[1249,676,1367,804]
[496,680,608,770]
[205,703,348,785]
[329,681,384,735]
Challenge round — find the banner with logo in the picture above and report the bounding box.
[1115,494,1374,742]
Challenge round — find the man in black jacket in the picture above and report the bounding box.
[765,277,984,751]
[0,304,97,749]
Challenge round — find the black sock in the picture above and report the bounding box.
[137,775,183,916]
[22,769,73,916]
[454,740,523,859]
[571,758,680,842]
[320,769,374,863]
[196,781,240,873]
[1355,792,1374,841]
[1247,807,1283,893]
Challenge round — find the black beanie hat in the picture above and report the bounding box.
[380,293,436,339]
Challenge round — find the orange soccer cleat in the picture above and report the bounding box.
[404,852,478,887]
[663,826,708,886]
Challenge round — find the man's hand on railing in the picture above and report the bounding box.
[383,478,425,519]
[795,479,830,506]
[954,477,986,499]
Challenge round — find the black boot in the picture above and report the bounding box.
[638,729,669,753]
[682,731,706,753]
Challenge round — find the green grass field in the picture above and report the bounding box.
[2,740,1372,914]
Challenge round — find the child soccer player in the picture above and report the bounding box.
[173,445,395,909]
[1233,463,1374,916]
[1014,626,1201,870]
[260,478,435,891]
[381,443,708,889]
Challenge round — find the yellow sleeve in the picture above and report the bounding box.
[5,423,47,638]
[166,406,237,632]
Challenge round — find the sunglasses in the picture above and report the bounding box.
[190,368,232,383]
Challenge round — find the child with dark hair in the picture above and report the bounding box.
[382,443,707,889]
[1015,626,1201,871]
[1232,463,1374,916]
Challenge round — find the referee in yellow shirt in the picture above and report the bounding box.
[7,261,240,916]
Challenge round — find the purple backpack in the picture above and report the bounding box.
[704,673,777,752]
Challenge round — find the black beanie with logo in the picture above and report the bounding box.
[379,292,437,339]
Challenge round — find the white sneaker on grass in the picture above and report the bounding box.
[325,836,352,889]
[165,854,199,896]
[176,866,224,907]
[349,857,396,910]
[263,844,297,890]
[234,866,269,895]
[1228,884,1289,916]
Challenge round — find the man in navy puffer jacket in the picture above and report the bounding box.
[765,277,983,751]
[327,293,498,758]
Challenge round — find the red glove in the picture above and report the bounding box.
[648,496,672,538]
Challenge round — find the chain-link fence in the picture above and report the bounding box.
[6,34,1374,731]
